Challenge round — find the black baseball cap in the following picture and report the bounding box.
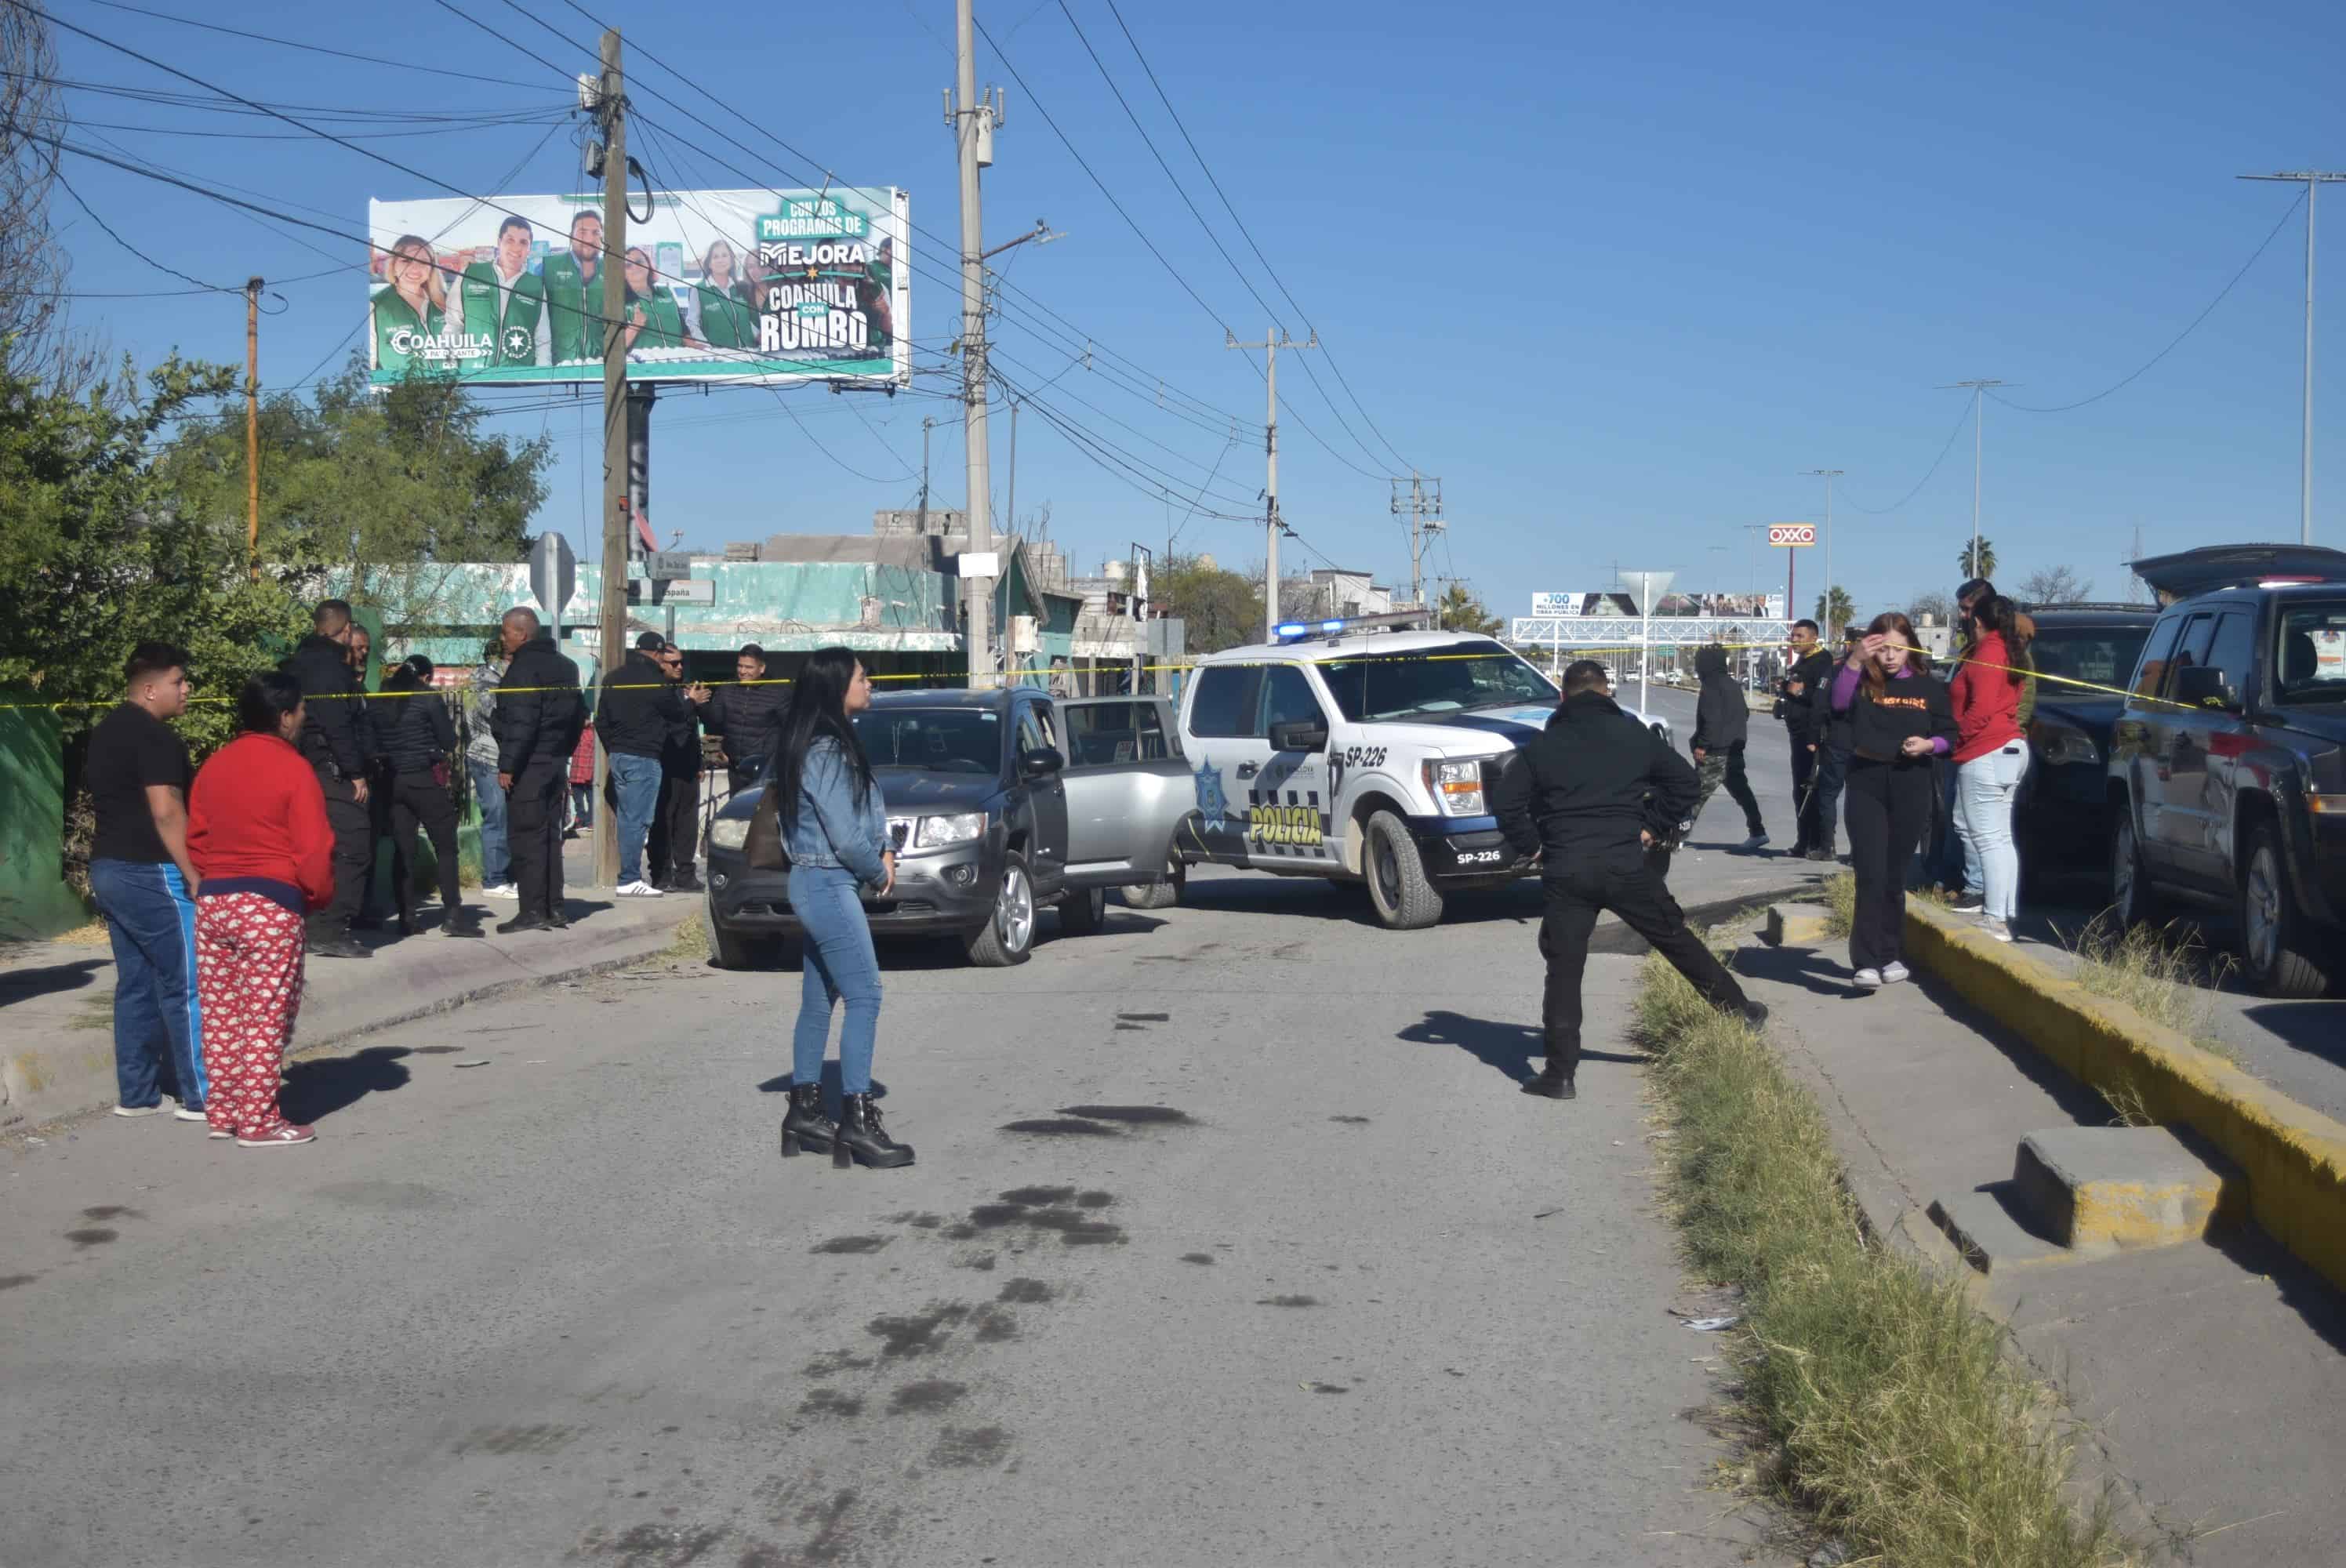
[634,631,666,652]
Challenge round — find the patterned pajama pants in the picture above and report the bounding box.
[193,893,306,1139]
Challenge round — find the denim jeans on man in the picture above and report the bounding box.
[788,863,883,1095]
[1954,742,2029,922]
[87,858,209,1110]
[607,752,663,883]
[465,757,510,887]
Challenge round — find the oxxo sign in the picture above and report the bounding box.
[1767,523,1816,547]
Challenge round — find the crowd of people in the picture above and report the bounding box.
[79,599,794,1150]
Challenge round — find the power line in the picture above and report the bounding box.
[74,0,580,91]
[1836,401,1974,516]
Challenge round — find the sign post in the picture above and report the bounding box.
[1616,571,1675,720]
[1767,524,1815,630]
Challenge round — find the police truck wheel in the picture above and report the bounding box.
[1363,810,1444,931]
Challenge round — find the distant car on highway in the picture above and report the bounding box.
[2013,604,2156,888]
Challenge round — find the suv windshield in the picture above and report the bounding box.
[1317,641,1558,722]
[853,709,1001,773]
[2027,622,2152,698]
[2275,603,2346,702]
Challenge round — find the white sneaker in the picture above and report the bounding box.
[1852,967,1883,989]
[1738,832,1770,853]
[478,884,520,900]
[1981,916,2014,943]
[1882,961,1910,984]
[111,1102,167,1118]
[616,880,665,898]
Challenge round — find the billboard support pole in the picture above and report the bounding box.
[954,0,996,689]
[593,27,629,890]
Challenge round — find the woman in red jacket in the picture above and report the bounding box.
[1948,594,2031,942]
[187,671,336,1148]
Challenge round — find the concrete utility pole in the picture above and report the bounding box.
[244,277,263,580]
[1799,469,1842,632]
[592,28,629,890]
[2240,172,2346,544]
[950,0,1002,688]
[1943,379,2006,581]
[1227,325,1314,641]
[1391,473,1445,615]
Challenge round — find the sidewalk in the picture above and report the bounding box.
[0,839,697,1132]
[1725,913,2346,1564]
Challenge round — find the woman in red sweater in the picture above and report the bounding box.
[187,671,335,1147]
[1948,595,2031,942]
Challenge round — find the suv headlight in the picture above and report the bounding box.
[1422,758,1486,816]
[914,811,986,849]
[709,817,750,850]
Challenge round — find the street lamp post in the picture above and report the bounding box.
[2239,172,2345,544]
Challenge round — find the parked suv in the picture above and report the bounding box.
[2107,583,2346,996]
[2014,604,2156,887]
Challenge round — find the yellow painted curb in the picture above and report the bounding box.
[1904,900,2346,1294]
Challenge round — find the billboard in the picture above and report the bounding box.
[364,187,910,388]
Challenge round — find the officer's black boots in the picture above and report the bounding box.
[1521,1066,1577,1101]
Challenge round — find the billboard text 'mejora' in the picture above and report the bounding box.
[364,187,910,388]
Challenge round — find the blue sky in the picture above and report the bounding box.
[51,0,2346,621]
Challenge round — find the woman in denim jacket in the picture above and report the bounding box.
[773,648,912,1169]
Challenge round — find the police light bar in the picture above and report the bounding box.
[1273,608,1436,644]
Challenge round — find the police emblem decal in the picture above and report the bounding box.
[1192,755,1228,833]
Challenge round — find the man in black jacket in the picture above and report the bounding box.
[1804,626,1862,862]
[695,643,786,796]
[280,598,372,957]
[596,632,683,896]
[1492,660,1765,1101]
[1777,619,1835,856]
[492,608,586,933]
[646,641,709,893]
[1687,642,1767,851]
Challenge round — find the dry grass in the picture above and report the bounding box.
[1634,953,2140,1568]
[662,909,709,964]
[49,918,111,947]
[1821,871,1856,938]
[2067,914,2242,1066]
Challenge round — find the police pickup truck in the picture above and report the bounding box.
[1171,620,1675,929]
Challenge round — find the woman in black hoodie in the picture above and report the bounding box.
[1687,642,1769,851]
[376,655,481,938]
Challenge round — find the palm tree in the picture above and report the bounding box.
[1814,586,1855,637]
[1957,538,1997,580]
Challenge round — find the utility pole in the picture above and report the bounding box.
[1129,542,1152,695]
[244,277,263,580]
[1004,398,1018,552]
[591,28,630,890]
[1943,379,2006,580]
[1228,325,1314,641]
[1799,469,1842,632]
[950,0,1003,688]
[1391,473,1445,617]
[917,416,934,538]
[2240,172,2346,544]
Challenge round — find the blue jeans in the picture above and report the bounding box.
[608,753,663,883]
[466,757,510,886]
[789,863,882,1095]
[87,858,208,1110]
[1955,743,2028,921]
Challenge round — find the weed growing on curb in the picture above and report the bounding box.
[1821,872,1855,938]
[2067,914,2242,1066]
[1634,952,2140,1568]
[663,910,709,964]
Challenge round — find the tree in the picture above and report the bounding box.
[1436,581,1505,636]
[1153,553,1261,654]
[2017,564,2094,606]
[1908,590,1956,629]
[1957,538,1997,581]
[1814,586,1855,637]
[0,3,91,390]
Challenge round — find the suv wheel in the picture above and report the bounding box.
[1363,809,1444,931]
[2240,819,2331,998]
[965,851,1036,967]
[706,902,783,971]
[2111,812,2162,929]
[1059,884,1108,936]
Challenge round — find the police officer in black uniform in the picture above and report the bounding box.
[492,607,585,935]
[1491,659,1767,1101]
[281,599,372,959]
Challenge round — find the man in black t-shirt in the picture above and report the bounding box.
[85,641,212,1122]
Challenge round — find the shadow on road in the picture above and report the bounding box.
[281,1045,413,1125]
[0,959,106,1007]
[1397,1009,1643,1085]
[754,1065,891,1103]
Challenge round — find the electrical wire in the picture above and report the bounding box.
[1836,401,1976,516]
[74,0,581,91]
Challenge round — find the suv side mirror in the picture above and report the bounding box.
[1019,745,1065,779]
[1268,719,1329,753]
[2174,666,2237,711]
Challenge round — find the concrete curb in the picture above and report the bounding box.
[1901,898,2346,1295]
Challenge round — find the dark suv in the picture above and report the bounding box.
[2107,584,2346,996]
[2015,604,2156,884]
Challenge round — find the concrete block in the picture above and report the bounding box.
[1928,1189,2077,1276]
[1764,902,1833,947]
[2012,1126,2244,1254]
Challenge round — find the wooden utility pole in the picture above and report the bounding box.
[592,29,630,889]
[245,277,263,579]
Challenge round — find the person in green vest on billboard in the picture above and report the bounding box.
[541,207,608,366]
[621,247,696,358]
[861,235,895,349]
[372,234,450,376]
[453,215,548,368]
[693,238,755,354]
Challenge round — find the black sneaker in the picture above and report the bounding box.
[1739,1000,1770,1029]
[496,914,556,936]
[666,870,703,894]
[1520,1073,1577,1100]
[305,935,367,960]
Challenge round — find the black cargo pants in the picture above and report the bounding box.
[1537,843,1751,1080]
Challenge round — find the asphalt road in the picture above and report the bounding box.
[0,696,1820,1568]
